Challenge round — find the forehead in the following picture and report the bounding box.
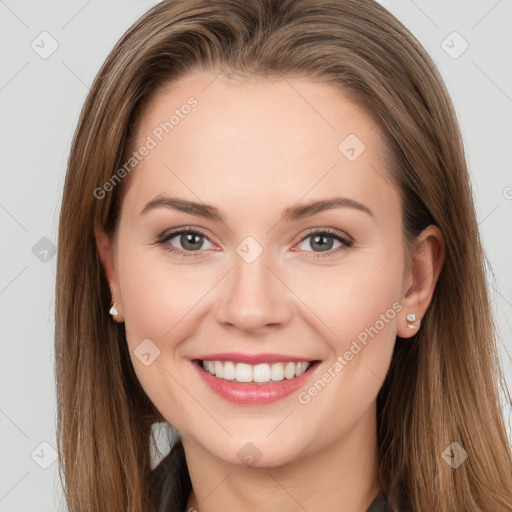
[122,71,397,224]
[137,71,384,161]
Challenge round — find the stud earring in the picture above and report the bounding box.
[109,303,119,316]
[406,313,418,329]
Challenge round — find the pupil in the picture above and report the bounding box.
[181,233,202,251]
[312,234,333,252]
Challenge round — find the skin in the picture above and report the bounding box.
[95,71,444,512]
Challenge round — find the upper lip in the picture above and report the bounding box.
[194,353,316,365]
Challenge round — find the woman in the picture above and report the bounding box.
[55,0,512,511]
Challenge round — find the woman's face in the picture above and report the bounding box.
[100,71,417,467]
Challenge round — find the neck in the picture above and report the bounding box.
[183,404,382,512]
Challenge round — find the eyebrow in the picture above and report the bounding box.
[139,195,374,221]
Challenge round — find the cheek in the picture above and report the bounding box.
[291,254,403,429]
[119,247,213,346]
[117,234,188,344]
[287,248,404,356]
[117,246,216,419]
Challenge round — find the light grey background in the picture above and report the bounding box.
[0,1,511,511]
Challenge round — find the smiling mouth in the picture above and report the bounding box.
[195,359,319,385]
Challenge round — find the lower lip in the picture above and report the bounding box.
[193,360,320,405]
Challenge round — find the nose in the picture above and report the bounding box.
[214,246,294,334]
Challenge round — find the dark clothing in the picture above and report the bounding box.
[366,490,394,511]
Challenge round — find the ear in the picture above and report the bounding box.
[397,225,445,338]
[94,224,124,322]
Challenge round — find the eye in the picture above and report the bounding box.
[293,228,353,258]
[154,226,354,259]
[155,227,216,257]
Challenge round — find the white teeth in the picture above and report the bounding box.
[296,362,308,376]
[253,364,270,383]
[284,362,296,379]
[214,361,224,378]
[223,361,236,380]
[201,360,312,384]
[270,363,284,381]
[235,363,252,383]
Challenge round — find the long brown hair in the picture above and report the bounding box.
[55,1,512,510]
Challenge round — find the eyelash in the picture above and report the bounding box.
[154,226,354,259]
